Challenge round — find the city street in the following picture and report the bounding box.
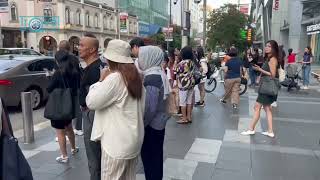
[16,79,320,180]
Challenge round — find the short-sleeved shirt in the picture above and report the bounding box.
[287,53,296,64]
[175,59,195,90]
[225,57,243,79]
[303,53,313,64]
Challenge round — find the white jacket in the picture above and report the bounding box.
[86,72,145,159]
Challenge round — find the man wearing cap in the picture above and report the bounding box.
[78,33,104,180]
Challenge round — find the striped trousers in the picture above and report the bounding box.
[101,149,138,180]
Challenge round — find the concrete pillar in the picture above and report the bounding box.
[21,31,25,48]
[27,33,37,50]
[288,0,303,53]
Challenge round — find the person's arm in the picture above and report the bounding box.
[86,73,121,110]
[254,58,277,78]
[223,61,229,73]
[201,60,208,75]
[143,86,160,127]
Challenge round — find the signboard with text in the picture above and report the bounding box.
[120,12,128,33]
[273,0,280,10]
[307,23,320,35]
[240,5,249,15]
[162,27,173,42]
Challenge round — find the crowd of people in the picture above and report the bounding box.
[44,33,315,180]
[45,34,213,180]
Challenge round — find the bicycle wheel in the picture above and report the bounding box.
[205,78,217,93]
[239,83,247,95]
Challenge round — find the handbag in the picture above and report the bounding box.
[258,68,280,96]
[278,67,285,82]
[0,99,34,180]
[44,72,74,121]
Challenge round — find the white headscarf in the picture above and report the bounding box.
[138,46,171,100]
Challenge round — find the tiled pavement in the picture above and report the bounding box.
[16,81,320,180]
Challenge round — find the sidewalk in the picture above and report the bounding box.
[19,83,320,180]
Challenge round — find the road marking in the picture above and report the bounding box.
[14,121,51,139]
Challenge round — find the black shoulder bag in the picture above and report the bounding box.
[44,72,74,121]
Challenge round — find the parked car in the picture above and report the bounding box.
[0,48,43,56]
[0,56,55,109]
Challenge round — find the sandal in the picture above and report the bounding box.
[56,155,69,163]
[176,120,188,124]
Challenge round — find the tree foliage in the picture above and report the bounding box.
[207,4,248,51]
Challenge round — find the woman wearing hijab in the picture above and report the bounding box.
[138,46,171,180]
[86,39,145,180]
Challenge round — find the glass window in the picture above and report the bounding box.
[65,8,71,24]
[11,3,17,21]
[95,14,99,27]
[103,16,107,29]
[85,12,90,27]
[44,8,52,22]
[76,10,81,25]
[28,59,55,72]
[110,16,113,30]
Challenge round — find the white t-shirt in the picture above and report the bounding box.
[86,72,145,159]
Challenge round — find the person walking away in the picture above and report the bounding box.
[301,46,313,90]
[194,46,208,107]
[58,40,83,136]
[138,46,171,180]
[86,39,145,180]
[271,45,286,107]
[219,48,243,109]
[241,40,280,138]
[78,34,104,180]
[47,50,80,163]
[175,46,195,124]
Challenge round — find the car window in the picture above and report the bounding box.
[22,50,41,56]
[28,59,56,72]
[0,49,11,55]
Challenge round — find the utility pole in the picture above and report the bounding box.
[203,0,206,49]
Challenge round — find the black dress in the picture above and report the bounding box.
[256,61,278,105]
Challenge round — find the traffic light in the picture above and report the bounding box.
[247,28,252,42]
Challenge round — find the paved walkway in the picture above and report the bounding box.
[17,82,320,180]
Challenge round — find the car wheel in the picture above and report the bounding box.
[28,88,42,109]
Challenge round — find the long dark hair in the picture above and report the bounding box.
[265,40,280,63]
[108,60,142,99]
[196,46,205,60]
[55,50,80,77]
[305,46,312,56]
[288,48,293,55]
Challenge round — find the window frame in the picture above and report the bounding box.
[43,8,53,22]
[10,3,17,21]
[65,7,71,24]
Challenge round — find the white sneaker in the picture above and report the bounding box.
[304,86,309,90]
[55,136,69,142]
[74,130,84,136]
[261,132,275,138]
[56,155,69,163]
[271,102,278,107]
[240,130,255,136]
[301,86,306,90]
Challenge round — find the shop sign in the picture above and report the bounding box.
[307,23,320,35]
[119,12,128,33]
[19,16,60,32]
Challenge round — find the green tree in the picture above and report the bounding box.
[207,4,248,52]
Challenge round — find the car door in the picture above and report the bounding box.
[26,58,56,99]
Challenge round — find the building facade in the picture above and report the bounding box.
[119,0,169,37]
[253,0,320,63]
[0,0,138,55]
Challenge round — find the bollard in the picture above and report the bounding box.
[21,92,34,144]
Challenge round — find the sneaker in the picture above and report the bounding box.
[55,136,69,142]
[261,132,275,138]
[232,104,238,109]
[195,101,201,106]
[271,102,278,107]
[219,99,226,104]
[301,86,306,90]
[199,101,205,107]
[71,147,79,155]
[241,130,255,136]
[74,130,84,136]
[304,86,309,90]
[56,155,69,163]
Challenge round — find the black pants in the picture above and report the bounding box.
[141,126,165,180]
[83,110,101,180]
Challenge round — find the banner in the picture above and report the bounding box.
[119,12,128,33]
